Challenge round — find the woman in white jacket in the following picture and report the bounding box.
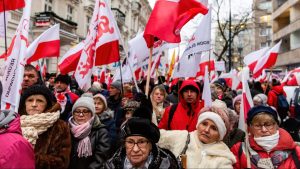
[158,107,236,168]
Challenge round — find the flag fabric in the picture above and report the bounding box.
[219,69,241,91]
[94,0,121,66]
[173,53,201,78]
[238,67,254,131]
[253,40,282,78]
[1,0,31,112]
[143,0,208,48]
[196,53,215,77]
[202,66,212,107]
[40,60,47,78]
[182,7,211,57]
[58,42,84,74]
[243,47,269,71]
[0,0,25,12]
[166,49,176,81]
[25,24,60,63]
[282,67,300,85]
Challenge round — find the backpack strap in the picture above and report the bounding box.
[291,148,300,168]
[180,133,190,155]
[167,103,178,130]
[238,142,243,159]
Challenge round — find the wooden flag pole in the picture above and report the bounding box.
[145,47,153,97]
[118,60,124,97]
[264,67,273,94]
[244,124,251,168]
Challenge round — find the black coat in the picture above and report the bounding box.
[69,117,110,169]
[105,145,179,169]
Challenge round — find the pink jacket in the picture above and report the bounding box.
[0,116,35,169]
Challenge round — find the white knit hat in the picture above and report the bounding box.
[196,111,227,141]
[72,93,95,115]
[93,93,107,110]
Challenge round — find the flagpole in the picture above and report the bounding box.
[2,0,7,56]
[118,60,124,97]
[208,50,211,81]
[145,47,153,97]
[264,67,273,94]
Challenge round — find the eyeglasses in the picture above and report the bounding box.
[73,109,91,116]
[125,139,149,149]
[251,122,275,130]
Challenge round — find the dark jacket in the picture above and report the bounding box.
[69,116,111,169]
[105,145,179,169]
[223,128,245,149]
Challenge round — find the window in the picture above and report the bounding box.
[259,15,271,24]
[259,27,271,36]
[260,41,271,48]
[44,0,53,11]
[258,1,272,11]
[67,5,74,21]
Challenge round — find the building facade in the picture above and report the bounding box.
[1,0,152,73]
[272,0,300,70]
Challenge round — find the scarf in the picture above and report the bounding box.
[20,111,60,146]
[69,116,94,158]
[123,153,153,169]
[254,131,279,152]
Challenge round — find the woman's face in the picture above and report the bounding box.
[152,89,165,103]
[125,136,152,168]
[73,107,93,125]
[94,98,104,115]
[249,113,278,137]
[25,94,47,115]
[234,100,241,115]
[197,119,220,144]
[215,86,223,96]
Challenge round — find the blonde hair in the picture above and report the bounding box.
[251,113,277,125]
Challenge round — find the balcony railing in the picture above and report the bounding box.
[275,0,286,10]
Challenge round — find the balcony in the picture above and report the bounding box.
[275,47,300,67]
[111,8,126,26]
[275,0,287,10]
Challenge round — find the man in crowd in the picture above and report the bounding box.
[21,64,41,92]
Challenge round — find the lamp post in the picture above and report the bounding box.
[228,0,232,71]
[237,44,243,71]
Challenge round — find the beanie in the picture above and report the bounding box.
[247,105,279,125]
[232,95,242,108]
[110,80,122,92]
[123,100,140,112]
[72,93,95,115]
[55,74,71,85]
[93,93,107,110]
[121,117,160,143]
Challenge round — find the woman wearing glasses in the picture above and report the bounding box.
[68,93,110,169]
[19,85,71,169]
[231,105,300,169]
[105,117,179,169]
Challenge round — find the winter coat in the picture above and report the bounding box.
[59,92,79,122]
[231,128,300,169]
[158,80,204,131]
[0,116,35,169]
[223,128,245,148]
[104,145,179,169]
[69,116,110,169]
[158,130,236,168]
[267,85,286,110]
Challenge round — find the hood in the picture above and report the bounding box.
[3,115,22,135]
[179,80,201,107]
[272,85,284,94]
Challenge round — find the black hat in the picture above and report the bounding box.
[247,105,279,125]
[214,79,227,91]
[121,117,160,143]
[55,74,71,85]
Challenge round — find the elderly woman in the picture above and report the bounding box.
[19,85,71,169]
[253,93,268,106]
[68,93,110,169]
[105,117,179,168]
[231,105,300,169]
[150,85,169,125]
[158,108,236,168]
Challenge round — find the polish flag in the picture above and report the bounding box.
[94,0,121,66]
[238,67,254,131]
[25,24,60,63]
[202,66,212,107]
[243,47,269,72]
[41,61,47,78]
[143,0,208,48]
[281,67,300,84]
[173,53,202,78]
[0,0,25,12]
[1,0,31,112]
[253,40,282,78]
[196,53,215,77]
[58,42,84,75]
[286,73,300,86]
[219,69,241,91]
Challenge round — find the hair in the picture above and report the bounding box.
[251,112,277,125]
[151,85,167,99]
[25,64,38,74]
[271,79,281,86]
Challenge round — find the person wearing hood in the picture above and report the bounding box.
[158,80,204,131]
[158,107,236,168]
[231,105,300,169]
[69,93,110,169]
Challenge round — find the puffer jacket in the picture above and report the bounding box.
[267,85,286,109]
[231,128,300,169]
[69,116,110,169]
[158,80,204,131]
[105,145,179,169]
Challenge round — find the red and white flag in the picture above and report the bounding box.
[196,53,215,77]
[40,60,47,78]
[143,0,208,48]
[58,42,84,74]
[1,0,31,112]
[238,67,254,131]
[253,40,282,78]
[25,24,60,63]
[243,47,269,72]
[0,0,25,12]
[202,66,212,107]
[94,0,121,66]
[173,53,201,78]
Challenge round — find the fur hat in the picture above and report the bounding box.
[247,105,279,125]
[121,117,160,143]
[55,74,71,85]
[123,100,140,112]
[72,93,95,115]
[93,93,107,110]
[110,80,122,92]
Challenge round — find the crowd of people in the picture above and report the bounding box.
[0,64,300,169]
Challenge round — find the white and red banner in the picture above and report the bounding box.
[173,52,202,78]
[219,69,241,91]
[243,47,269,72]
[202,66,212,107]
[1,0,31,112]
[25,24,60,63]
[196,53,215,77]
[182,7,211,57]
[0,0,25,12]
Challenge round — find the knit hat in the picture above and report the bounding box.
[253,94,268,105]
[123,100,140,112]
[121,117,160,143]
[110,80,122,92]
[246,105,279,125]
[214,79,227,91]
[232,95,242,108]
[212,99,228,110]
[55,74,71,85]
[93,93,107,110]
[72,93,95,115]
[196,111,228,141]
